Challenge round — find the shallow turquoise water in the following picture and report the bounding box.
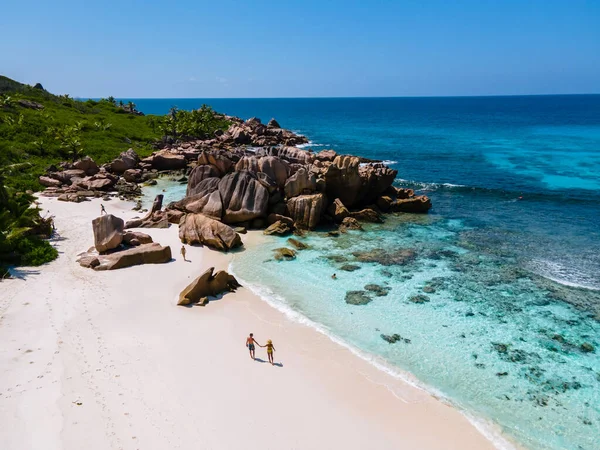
[230,218,600,450]
[133,96,600,449]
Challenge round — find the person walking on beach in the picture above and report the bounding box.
[264,339,276,365]
[180,245,187,262]
[246,333,261,360]
[100,204,107,215]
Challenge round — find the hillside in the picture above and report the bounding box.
[0,75,229,277]
[0,77,161,191]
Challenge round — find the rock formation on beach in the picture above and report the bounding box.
[43,114,431,253]
[178,267,241,306]
[77,213,172,270]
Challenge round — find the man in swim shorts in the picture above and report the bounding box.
[246,333,261,360]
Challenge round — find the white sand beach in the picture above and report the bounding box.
[0,196,505,450]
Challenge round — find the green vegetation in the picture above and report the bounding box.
[0,74,230,276]
[0,164,57,278]
[152,106,230,141]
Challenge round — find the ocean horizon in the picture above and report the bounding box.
[136,95,600,450]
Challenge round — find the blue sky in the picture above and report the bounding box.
[1,0,599,98]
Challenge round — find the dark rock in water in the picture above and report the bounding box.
[409,295,430,304]
[287,237,308,250]
[353,248,416,266]
[364,284,390,296]
[380,333,411,344]
[263,220,292,236]
[492,343,509,354]
[326,255,347,263]
[475,363,486,369]
[345,290,372,305]
[349,208,383,223]
[390,195,432,213]
[581,342,595,353]
[422,285,436,293]
[328,198,350,223]
[496,372,509,377]
[327,230,340,237]
[465,311,475,317]
[339,216,363,232]
[273,247,296,261]
[340,264,361,272]
[492,343,542,365]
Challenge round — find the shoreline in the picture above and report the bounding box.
[0,195,515,450]
[229,255,517,450]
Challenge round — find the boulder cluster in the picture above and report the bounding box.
[76,213,172,270]
[41,115,432,252]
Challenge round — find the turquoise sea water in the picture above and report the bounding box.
[133,96,600,450]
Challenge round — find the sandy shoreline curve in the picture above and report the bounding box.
[0,196,514,450]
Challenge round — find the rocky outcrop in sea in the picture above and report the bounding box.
[41,115,431,251]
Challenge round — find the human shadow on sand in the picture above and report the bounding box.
[254,358,283,367]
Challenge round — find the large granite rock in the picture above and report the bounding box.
[218,171,269,224]
[323,156,362,207]
[110,149,139,174]
[152,151,186,170]
[315,149,337,162]
[52,169,86,184]
[176,177,223,218]
[122,231,153,245]
[235,156,290,187]
[187,165,221,195]
[178,267,241,306]
[179,213,243,251]
[286,193,326,229]
[73,156,99,175]
[258,146,315,165]
[79,243,172,271]
[39,176,62,187]
[284,167,317,198]
[198,150,233,175]
[92,214,124,253]
[258,156,289,187]
[358,164,398,203]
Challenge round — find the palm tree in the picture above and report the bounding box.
[127,101,136,112]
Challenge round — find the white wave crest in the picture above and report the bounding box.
[525,259,600,291]
[396,178,466,191]
[296,142,327,149]
[228,264,517,450]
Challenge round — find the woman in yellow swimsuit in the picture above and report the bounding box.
[265,339,276,365]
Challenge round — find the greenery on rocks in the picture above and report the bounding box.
[149,106,230,141]
[0,75,231,276]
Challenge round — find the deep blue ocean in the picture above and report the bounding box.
[132,96,600,450]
